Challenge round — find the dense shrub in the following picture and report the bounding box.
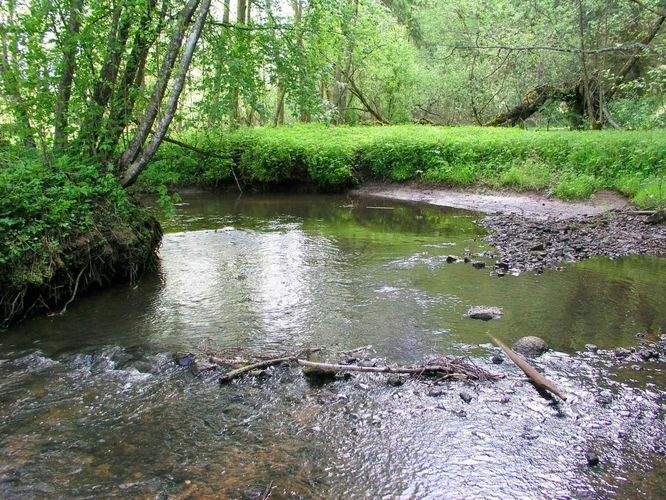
[0,146,160,325]
[141,124,666,207]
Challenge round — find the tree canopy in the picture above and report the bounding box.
[0,0,664,182]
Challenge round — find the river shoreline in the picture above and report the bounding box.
[353,183,666,272]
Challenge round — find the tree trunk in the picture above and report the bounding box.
[333,0,359,124]
[223,0,230,23]
[577,0,600,129]
[274,86,286,126]
[0,51,36,148]
[117,0,200,172]
[229,0,247,128]
[121,0,212,187]
[0,0,36,148]
[101,0,160,159]
[54,0,83,150]
[79,4,133,152]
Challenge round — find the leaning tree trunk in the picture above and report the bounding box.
[605,13,665,101]
[120,0,212,187]
[117,0,200,173]
[486,12,664,129]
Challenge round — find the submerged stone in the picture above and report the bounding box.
[175,353,196,367]
[466,306,503,321]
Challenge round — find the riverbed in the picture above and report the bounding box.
[1,193,664,498]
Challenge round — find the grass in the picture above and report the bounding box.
[141,124,666,208]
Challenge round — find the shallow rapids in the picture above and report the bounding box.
[1,193,664,498]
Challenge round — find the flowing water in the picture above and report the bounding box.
[1,193,664,498]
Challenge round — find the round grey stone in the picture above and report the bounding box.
[513,336,549,357]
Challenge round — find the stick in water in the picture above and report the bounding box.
[488,334,567,401]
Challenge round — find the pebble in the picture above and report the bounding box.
[586,451,600,466]
[428,387,445,397]
[386,375,404,387]
[459,392,473,404]
[480,212,666,272]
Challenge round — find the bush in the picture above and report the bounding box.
[0,145,160,325]
[140,124,666,207]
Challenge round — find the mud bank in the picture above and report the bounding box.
[354,183,665,272]
[0,212,161,327]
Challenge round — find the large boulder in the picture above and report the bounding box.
[513,336,549,357]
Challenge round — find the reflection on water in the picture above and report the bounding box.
[0,192,664,498]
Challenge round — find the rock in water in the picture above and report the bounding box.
[513,336,549,357]
[175,353,196,367]
[586,451,600,466]
[467,306,503,321]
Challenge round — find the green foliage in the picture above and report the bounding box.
[553,172,600,199]
[0,145,150,288]
[140,124,666,207]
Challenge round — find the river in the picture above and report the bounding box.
[1,192,664,498]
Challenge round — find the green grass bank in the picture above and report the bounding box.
[141,124,666,208]
[0,146,161,327]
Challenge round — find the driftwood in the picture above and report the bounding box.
[647,209,666,225]
[218,348,320,384]
[297,358,499,381]
[488,334,567,401]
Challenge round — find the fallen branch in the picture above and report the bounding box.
[218,348,320,384]
[297,358,499,381]
[488,334,567,401]
[343,344,373,355]
[627,210,657,215]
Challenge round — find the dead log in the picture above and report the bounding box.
[297,358,499,381]
[488,334,567,401]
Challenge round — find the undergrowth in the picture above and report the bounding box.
[0,145,160,326]
[141,124,666,208]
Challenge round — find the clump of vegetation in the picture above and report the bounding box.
[0,146,161,326]
[141,125,666,208]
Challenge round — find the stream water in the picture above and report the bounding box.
[1,193,664,498]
